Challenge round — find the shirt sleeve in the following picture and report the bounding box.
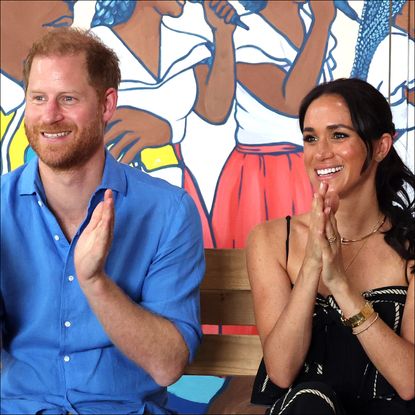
[0,290,4,348]
[140,191,205,362]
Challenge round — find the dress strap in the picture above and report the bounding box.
[285,215,291,268]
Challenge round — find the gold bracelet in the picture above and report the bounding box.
[353,312,379,335]
[341,301,374,328]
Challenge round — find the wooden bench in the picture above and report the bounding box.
[184,248,264,414]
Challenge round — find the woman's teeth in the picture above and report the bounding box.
[316,166,343,176]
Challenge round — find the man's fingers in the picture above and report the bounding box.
[86,202,104,232]
[100,189,115,239]
[85,190,114,236]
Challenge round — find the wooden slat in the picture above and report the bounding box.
[202,248,250,290]
[200,290,255,325]
[185,335,262,376]
[186,249,262,378]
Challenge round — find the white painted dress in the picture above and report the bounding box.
[91,23,215,247]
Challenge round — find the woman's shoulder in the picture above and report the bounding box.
[290,213,310,236]
[248,217,285,246]
[247,213,310,260]
[249,214,309,240]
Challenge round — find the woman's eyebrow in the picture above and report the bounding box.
[303,124,356,132]
[326,123,355,131]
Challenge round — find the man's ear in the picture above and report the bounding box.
[102,88,118,123]
[374,133,393,162]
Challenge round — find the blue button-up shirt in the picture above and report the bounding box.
[1,151,205,414]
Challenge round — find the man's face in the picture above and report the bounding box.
[24,53,106,171]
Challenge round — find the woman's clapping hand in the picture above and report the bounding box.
[304,182,347,289]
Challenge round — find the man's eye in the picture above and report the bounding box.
[303,135,317,143]
[62,96,75,102]
[33,96,46,102]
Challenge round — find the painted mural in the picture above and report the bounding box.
[1,0,413,413]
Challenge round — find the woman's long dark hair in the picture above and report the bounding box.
[299,78,415,274]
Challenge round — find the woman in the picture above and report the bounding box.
[247,78,414,414]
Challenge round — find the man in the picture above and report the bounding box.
[0,27,205,414]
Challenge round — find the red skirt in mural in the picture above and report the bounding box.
[212,142,313,249]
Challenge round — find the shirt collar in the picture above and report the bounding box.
[18,155,43,197]
[98,149,127,195]
[17,149,127,198]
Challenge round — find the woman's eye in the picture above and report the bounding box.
[333,132,348,139]
[303,135,317,143]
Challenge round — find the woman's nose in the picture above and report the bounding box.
[315,139,334,161]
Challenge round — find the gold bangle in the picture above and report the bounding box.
[353,312,379,335]
[341,301,374,328]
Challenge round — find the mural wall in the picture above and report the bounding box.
[1,0,413,412]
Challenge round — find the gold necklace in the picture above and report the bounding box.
[344,237,370,272]
[341,215,386,245]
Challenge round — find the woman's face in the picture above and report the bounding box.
[302,94,375,197]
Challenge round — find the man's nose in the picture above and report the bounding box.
[42,100,64,124]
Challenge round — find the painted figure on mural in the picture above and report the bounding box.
[0,0,75,174]
[351,0,414,172]
[210,0,339,249]
[91,0,238,248]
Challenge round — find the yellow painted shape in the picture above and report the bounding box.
[1,111,29,171]
[140,144,179,171]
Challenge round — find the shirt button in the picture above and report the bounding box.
[68,275,74,282]
[64,321,71,328]
[54,234,60,241]
[37,200,43,207]
[63,355,70,362]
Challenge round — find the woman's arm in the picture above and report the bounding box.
[334,279,414,400]
[247,191,325,388]
[322,212,415,401]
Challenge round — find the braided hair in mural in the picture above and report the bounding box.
[91,0,136,26]
[351,0,406,80]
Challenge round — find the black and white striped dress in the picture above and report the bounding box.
[251,286,414,415]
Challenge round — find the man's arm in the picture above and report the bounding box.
[74,189,204,386]
[0,292,4,350]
